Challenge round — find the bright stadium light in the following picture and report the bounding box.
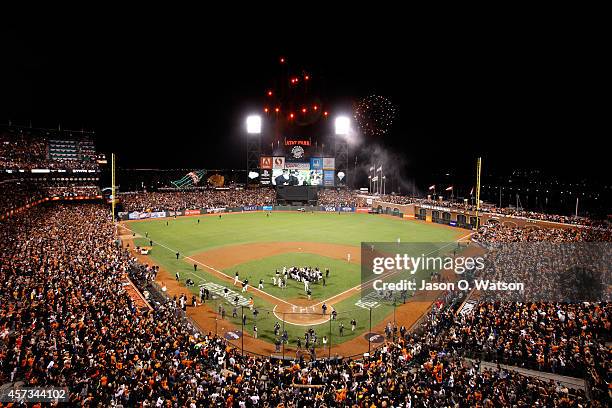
[246,115,262,134]
[335,116,350,135]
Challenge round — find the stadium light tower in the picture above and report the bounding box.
[246,115,262,187]
[334,116,350,188]
[334,116,350,136]
[246,115,262,134]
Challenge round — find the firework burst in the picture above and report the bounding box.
[353,95,397,136]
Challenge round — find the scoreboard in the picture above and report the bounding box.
[259,155,342,187]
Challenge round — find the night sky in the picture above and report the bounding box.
[1,18,606,184]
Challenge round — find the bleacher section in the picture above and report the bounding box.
[0,125,104,218]
[0,125,102,170]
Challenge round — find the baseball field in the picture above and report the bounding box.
[121,211,470,357]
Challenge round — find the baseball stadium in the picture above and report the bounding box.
[1,26,611,407]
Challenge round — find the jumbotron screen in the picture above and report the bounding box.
[259,156,339,186]
[272,169,322,186]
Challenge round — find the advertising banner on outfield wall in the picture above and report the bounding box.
[356,208,370,213]
[184,209,201,216]
[262,205,273,211]
[149,211,166,219]
[167,211,184,217]
[128,211,149,220]
[206,207,226,214]
[243,206,259,211]
[321,206,355,212]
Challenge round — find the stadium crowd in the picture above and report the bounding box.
[0,130,47,170]
[1,197,610,405]
[0,128,99,170]
[0,180,102,216]
[317,189,368,207]
[375,193,602,227]
[121,189,275,212]
[42,184,102,198]
[0,181,45,216]
[444,302,611,387]
[473,223,612,245]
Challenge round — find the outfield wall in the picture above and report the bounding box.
[372,200,582,230]
[118,205,368,221]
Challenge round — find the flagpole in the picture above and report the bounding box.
[111,153,116,219]
[575,197,579,217]
[375,165,377,194]
[375,164,379,194]
[475,157,482,229]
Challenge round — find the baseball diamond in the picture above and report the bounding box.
[120,211,470,355]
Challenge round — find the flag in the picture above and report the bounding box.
[369,166,375,172]
[469,187,474,196]
[445,186,453,191]
[377,166,382,172]
[428,185,435,190]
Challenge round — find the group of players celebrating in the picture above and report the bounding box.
[231,266,331,299]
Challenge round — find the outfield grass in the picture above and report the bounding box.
[127,212,464,255]
[125,212,466,348]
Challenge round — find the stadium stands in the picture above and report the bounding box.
[120,189,275,212]
[0,125,100,170]
[1,191,610,405]
[0,126,103,218]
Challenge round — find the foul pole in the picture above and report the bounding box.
[475,157,482,229]
[111,153,116,219]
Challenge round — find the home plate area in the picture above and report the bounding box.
[272,304,334,325]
